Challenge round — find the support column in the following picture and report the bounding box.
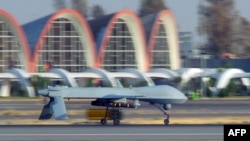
[0,79,11,97]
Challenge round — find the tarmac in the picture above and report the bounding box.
[0,97,250,125]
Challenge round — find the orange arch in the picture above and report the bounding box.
[32,8,97,72]
[0,9,31,71]
[147,10,179,68]
[97,9,149,71]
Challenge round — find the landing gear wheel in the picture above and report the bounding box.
[113,119,120,125]
[101,118,107,125]
[164,119,169,125]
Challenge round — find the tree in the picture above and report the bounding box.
[198,0,237,56]
[232,16,250,57]
[71,0,88,18]
[138,0,168,17]
[91,4,105,19]
[53,0,67,10]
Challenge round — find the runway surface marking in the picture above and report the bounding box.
[0,125,223,140]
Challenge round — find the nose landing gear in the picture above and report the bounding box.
[151,103,170,125]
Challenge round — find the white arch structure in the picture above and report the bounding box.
[98,10,148,72]
[53,9,96,69]
[32,9,96,72]
[118,12,147,71]
[148,10,180,70]
[2,67,250,97]
[84,68,118,87]
[147,68,179,80]
[176,68,204,84]
[117,68,155,86]
[8,68,35,97]
[215,68,250,95]
[0,10,31,71]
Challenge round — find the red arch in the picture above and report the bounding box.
[147,10,179,68]
[32,8,97,72]
[97,9,149,71]
[0,9,31,71]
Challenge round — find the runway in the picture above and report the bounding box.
[0,125,223,141]
[0,98,248,140]
[1,99,250,121]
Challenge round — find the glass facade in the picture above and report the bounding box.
[102,19,137,72]
[0,21,23,72]
[151,21,170,68]
[37,18,88,72]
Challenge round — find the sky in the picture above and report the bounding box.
[1,0,250,45]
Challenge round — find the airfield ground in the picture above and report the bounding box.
[0,97,249,125]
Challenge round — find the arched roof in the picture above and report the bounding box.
[118,68,155,86]
[84,68,118,87]
[0,9,31,71]
[49,68,78,87]
[8,68,35,97]
[148,68,179,80]
[92,9,148,71]
[215,68,250,90]
[177,68,204,83]
[145,10,180,70]
[25,8,96,72]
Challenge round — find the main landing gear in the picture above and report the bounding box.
[100,106,122,126]
[151,103,170,125]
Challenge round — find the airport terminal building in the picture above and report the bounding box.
[0,8,181,73]
[0,8,184,97]
[2,8,250,98]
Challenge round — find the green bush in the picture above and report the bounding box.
[218,79,241,97]
[218,88,229,97]
[30,75,52,95]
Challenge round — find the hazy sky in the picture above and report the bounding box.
[1,0,250,44]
